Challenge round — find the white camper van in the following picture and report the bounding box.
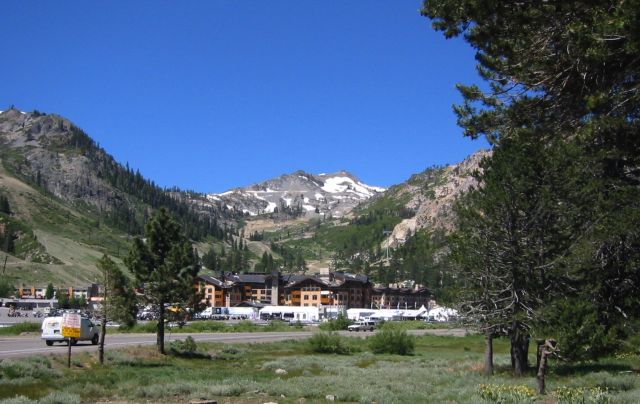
[41,316,101,346]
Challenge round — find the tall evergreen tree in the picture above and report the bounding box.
[44,283,55,300]
[0,194,10,214]
[423,0,640,365]
[451,134,569,375]
[125,208,200,354]
[57,289,70,309]
[202,248,218,271]
[96,254,137,364]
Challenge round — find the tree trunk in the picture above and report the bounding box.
[510,326,529,376]
[158,303,165,354]
[535,339,545,371]
[484,330,494,376]
[537,339,556,395]
[537,350,547,394]
[98,316,107,364]
[524,336,530,368]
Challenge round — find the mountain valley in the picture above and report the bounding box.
[0,107,487,295]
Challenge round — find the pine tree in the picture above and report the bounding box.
[97,254,137,363]
[44,283,55,300]
[0,194,10,214]
[125,208,200,354]
[57,290,70,309]
[423,0,640,364]
[202,248,218,271]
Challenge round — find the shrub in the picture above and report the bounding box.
[214,347,244,360]
[264,320,293,332]
[307,332,353,355]
[0,396,32,404]
[368,329,415,355]
[478,384,537,402]
[319,314,352,331]
[187,320,227,332]
[119,321,156,333]
[0,322,41,336]
[169,336,209,358]
[37,391,82,404]
[230,320,259,332]
[553,386,611,403]
[0,357,59,380]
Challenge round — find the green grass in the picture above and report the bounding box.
[0,323,41,336]
[1,333,639,403]
[377,319,456,331]
[0,162,133,286]
[116,320,301,334]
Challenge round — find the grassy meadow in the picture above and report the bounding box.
[1,330,639,403]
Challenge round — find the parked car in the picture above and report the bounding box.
[347,320,376,332]
[41,316,101,346]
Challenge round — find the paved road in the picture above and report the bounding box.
[0,328,469,360]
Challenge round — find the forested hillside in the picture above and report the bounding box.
[269,159,482,297]
[0,108,229,241]
[0,108,252,289]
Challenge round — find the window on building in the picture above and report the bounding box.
[312,295,318,300]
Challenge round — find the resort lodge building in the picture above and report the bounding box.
[195,271,430,310]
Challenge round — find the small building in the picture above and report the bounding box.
[259,305,320,322]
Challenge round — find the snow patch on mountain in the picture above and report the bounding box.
[206,170,385,218]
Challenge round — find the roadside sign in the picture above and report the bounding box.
[61,313,81,338]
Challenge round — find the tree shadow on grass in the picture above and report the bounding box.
[118,360,172,368]
[551,362,635,376]
[168,350,212,360]
[490,361,636,378]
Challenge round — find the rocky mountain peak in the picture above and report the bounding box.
[382,149,491,248]
[207,170,385,218]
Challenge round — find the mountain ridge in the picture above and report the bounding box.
[206,169,385,218]
[0,106,488,290]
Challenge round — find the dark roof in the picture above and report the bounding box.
[236,274,267,284]
[284,276,329,289]
[372,287,430,295]
[197,275,226,288]
[333,271,369,284]
[281,274,306,284]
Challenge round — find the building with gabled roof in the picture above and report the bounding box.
[195,274,229,307]
[371,286,430,310]
[194,270,427,311]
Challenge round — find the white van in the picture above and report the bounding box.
[41,316,101,346]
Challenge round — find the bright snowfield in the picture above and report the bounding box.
[207,171,385,217]
[320,175,385,198]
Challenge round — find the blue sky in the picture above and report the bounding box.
[0,1,487,193]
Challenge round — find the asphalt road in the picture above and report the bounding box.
[0,328,469,360]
